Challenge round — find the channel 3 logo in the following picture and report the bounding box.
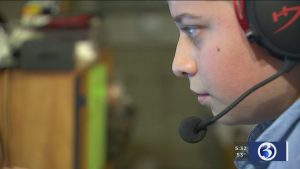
[248,141,288,161]
[257,142,277,161]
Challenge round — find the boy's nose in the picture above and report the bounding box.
[172,38,197,77]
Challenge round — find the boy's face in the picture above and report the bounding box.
[168,1,298,124]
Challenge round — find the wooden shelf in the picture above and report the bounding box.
[0,70,76,169]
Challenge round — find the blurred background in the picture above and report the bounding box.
[0,1,252,169]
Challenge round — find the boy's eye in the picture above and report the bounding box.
[179,25,205,46]
[181,26,200,38]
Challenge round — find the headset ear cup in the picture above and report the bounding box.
[233,0,249,31]
[245,1,300,60]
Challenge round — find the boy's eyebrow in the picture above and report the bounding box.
[173,13,202,24]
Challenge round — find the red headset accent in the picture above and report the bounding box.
[273,5,300,33]
[233,0,249,31]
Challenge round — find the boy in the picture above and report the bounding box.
[168,1,300,168]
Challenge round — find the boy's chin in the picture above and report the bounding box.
[211,109,241,125]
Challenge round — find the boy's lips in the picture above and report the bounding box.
[192,90,210,104]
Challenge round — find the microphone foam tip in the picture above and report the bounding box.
[178,116,207,143]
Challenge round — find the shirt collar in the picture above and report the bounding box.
[248,99,300,142]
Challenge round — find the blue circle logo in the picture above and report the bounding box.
[257,142,277,161]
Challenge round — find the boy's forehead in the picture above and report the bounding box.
[169,1,229,18]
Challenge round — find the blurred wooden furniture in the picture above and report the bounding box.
[0,70,76,169]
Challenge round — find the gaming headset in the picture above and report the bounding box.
[179,0,300,143]
[234,0,300,60]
